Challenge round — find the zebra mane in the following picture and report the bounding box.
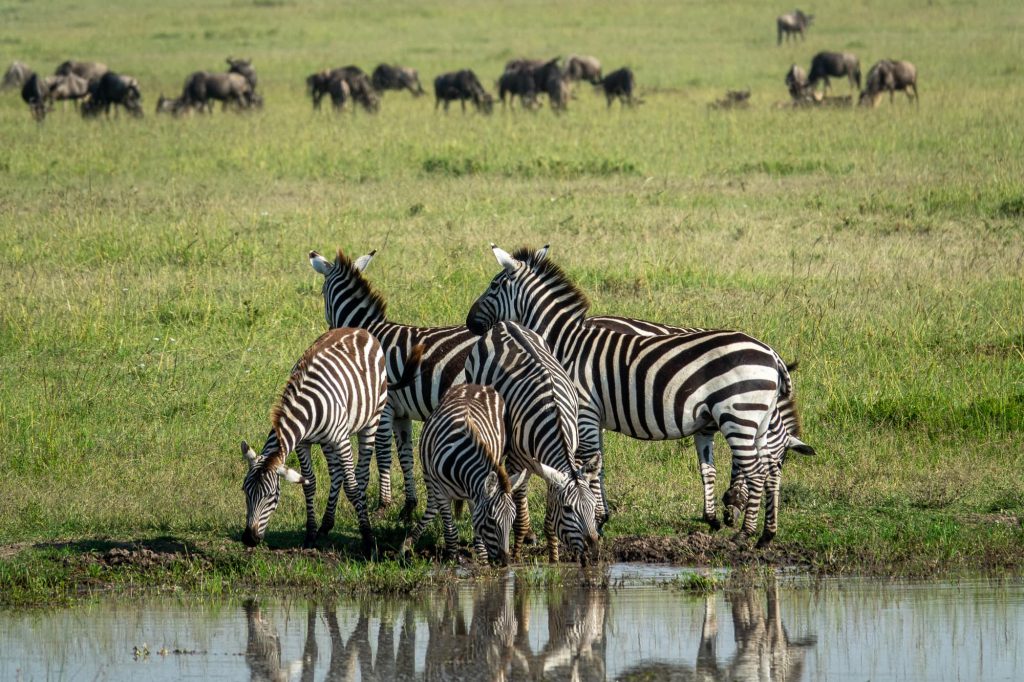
[465,415,511,494]
[268,328,354,460]
[511,247,591,314]
[331,248,388,319]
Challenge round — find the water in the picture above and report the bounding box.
[2,568,1022,681]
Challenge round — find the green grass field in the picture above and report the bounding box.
[1,0,1022,599]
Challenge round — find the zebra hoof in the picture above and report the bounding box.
[723,506,742,528]
[523,532,538,546]
[703,515,722,531]
[732,532,752,548]
[302,534,318,550]
[361,533,376,559]
[317,520,334,537]
[755,531,776,549]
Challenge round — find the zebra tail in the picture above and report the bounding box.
[465,417,511,494]
[786,435,817,456]
[775,353,795,399]
[389,343,426,392]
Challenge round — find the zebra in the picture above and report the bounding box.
[309,248,479,520]
[401,383,530,565]
[465,245,814,547]
[466,320,602,564]
[585,314,815,536]
[239,326,423,553]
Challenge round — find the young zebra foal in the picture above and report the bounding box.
[401,383,528,565]
[240,327,421,554]
[466,320,602,565]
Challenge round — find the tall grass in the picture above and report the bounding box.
[0,0,1021,571]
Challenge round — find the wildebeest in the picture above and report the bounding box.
[785,64,809,100]
[777,9,813,45]
[808,51,860,93]
[155,94,189,115]
[55,60,108,84]
[181,71,255,112]
[307,66,362,110]
[544,70,571,112]
[859,59,918,107]
[45,73,90,106]
[434,70,493,114]
[565,55,602,84]
[497,67,539,109]
[346,72,380,112]
[307,66,377,112]
[20,72,48,121]
[2,61,31,90]
[81,72,143,118]
[226,57,257,90]
[599,67,637,107]
[371,64,424,96]
[709,89,751,110]
[326,76,350,111]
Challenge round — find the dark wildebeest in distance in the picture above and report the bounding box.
[497,67,539,109]
[371,64,424,96]
[155,94,189,115]
[45,73,90,107]
[599,67,637,107]
[182,71,256,112]
[81,72,143,118]
[20,72,48,121]
[308,67,378,113]
[860,59,918,107]
[3,61,31,90]
[785,64,810,100]
[566,55,602,84]
[507,57,564,101]
[346,71,380,112]
[55,60,108,84]
[808,51,860,94]
[777,10,813,45]
[226,57,257,90]
[544,69,571,113]
[307,66,364,110]
[434,70,493,114]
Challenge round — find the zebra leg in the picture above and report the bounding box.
[295,442,319,548]
[512,479,533,558]
[579,408,609,529]
[402,483,440,559]
[694,431,722,530]
[324,438,375,556]
[394,416,418,522]
[438,496,460,561]
[757,464,782,548]
[373,404,395,508]
[544,488,560,563]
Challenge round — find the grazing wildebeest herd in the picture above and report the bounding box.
[5,11,920,126]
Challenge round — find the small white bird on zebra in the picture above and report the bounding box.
[401,383,529,565]
[309,248,479,520]
[239,327,423,553]
[466,320,602,564]
[466,245,814,547]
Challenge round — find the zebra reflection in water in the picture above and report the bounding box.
[241,575,815,681]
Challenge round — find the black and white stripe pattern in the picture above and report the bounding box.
[586,315,814,536]
[466,246,812,546]
[240,327,392,553]
[465,320,601,564]
[401,383,528,564]
[310,248,479,518]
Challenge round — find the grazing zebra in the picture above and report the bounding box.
[585,314,814,533]
[466,245,813,546]
[401,383,529,565]
[240,327,422,553]
[309,248,479,519]
[466,320,602,564]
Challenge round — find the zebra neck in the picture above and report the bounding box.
[523,304,587,362]
[329,297,388,328]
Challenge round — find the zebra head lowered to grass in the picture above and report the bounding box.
[466,245,814,548]
[465,320,602,564]
[239,327,423,554]
[402,383,529,565]
[309,248,479,520]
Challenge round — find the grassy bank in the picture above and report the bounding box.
[1,0,1022,604]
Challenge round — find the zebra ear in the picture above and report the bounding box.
[276,465,308,485]
[309,250,333,276]
[534,245,550,262]
[534,462,568,489]
[484,471,500,497]
[353,250,376,272]
[241,441,258,466]
[509,469,531,492]
[491,244,519,273]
